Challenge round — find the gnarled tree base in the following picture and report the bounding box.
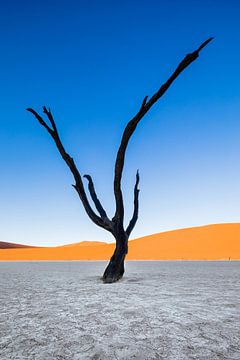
[102,261,124,283]
[102,247,126,283]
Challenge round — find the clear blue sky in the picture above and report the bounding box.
[0,0,240,246]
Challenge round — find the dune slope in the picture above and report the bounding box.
[0,242,36,249]
[0,223,239,260]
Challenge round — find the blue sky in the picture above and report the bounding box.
[0,0,240,246]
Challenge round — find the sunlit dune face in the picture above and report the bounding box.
[0,224,239,260]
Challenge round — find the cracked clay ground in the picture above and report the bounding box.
[0,261,240,359]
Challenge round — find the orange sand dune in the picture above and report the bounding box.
[59,241,106,247]
[0,223,239,261]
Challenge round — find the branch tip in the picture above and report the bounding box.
[141,96,148,107]
[197,37,214,53]
[136,170,140,184]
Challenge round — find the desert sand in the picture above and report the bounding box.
[0,223,239,260]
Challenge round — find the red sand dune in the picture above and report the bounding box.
[0,223,239,260]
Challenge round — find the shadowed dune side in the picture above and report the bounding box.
[0,242,37,249]
[0,223,239,260]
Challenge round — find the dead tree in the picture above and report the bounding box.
[27,38,213,283]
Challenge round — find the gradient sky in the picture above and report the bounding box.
[0,0,240,246]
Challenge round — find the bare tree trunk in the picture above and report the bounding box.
[102,228,128,283]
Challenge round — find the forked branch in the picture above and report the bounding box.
[113,37,213,224]
[26,107,112,232]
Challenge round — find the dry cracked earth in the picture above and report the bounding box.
[0,261,240,359]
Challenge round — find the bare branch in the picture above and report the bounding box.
[27,107,113,232]
[113,38,213,223]
[42,106,58,133]
[140,96,148,109]
[83,174,109,220]
[126,170,140,237]
[26,108,54,135]
[196,37,214,52]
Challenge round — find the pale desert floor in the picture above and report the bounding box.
[0,261,240,359]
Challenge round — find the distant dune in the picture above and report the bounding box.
[0,242,36,249]
[0,223,239,260]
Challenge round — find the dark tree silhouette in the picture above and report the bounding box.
[27,38,213,283]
